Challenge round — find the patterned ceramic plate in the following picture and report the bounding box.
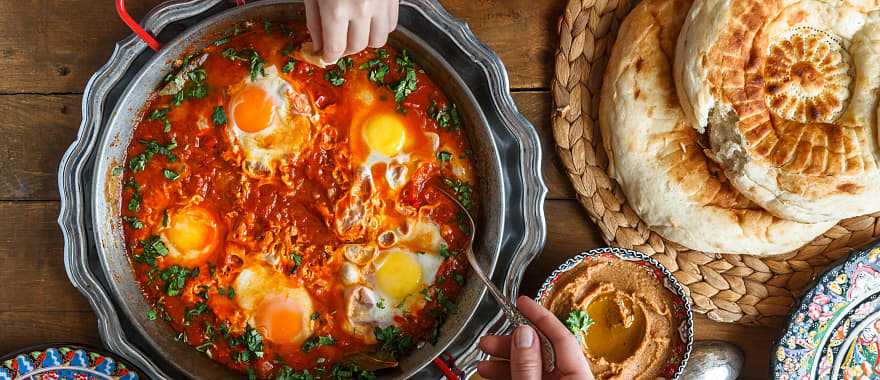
[535,247,694,380]
[773,243,880,380]
[0,344,141,380]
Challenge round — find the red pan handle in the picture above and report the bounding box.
[115,0,161,51]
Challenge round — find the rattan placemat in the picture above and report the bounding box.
[549,0,880,325]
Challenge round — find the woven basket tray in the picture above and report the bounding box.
[550,0,880,325]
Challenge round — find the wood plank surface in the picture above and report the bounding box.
[0,1,777,379]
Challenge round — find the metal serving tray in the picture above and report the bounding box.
[58,0,546,378]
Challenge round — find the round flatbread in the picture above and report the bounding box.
[675,0,880,223]
[600,0,835,255]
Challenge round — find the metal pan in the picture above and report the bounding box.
[60,0,547,378]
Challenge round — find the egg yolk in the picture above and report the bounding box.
[165,207,217,254]
[232,85,275,133]
[363,114,406,157]
[375,251,422,300]
[256,296,305,345]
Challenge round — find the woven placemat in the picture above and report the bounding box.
[549,0,880,325]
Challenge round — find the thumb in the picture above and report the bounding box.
[510,325,543,380]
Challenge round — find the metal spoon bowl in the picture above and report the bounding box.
[436,184,557,373]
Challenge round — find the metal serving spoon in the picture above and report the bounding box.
[437,185,557,373]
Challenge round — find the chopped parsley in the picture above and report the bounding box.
[444,178,473,211]
[212,106,227,126]
[310,311,320,320]
[330,362,377,380]
[162,169,179,181]
[429,101,462,131]
[453,272,465,285]
[221,48,265,81]
[301,335,335,352]
[276,366,318,380]
[195,341,213,353]
[135,235,168,267]
[146,309,157,320]
[122,216,144,230]
[130,138,178,172]
[127,190,141,212]
[184,301,208,324]
[290,253,303,274]
[263,19,272,33]
[212,36,230,46]
[162,209,170,227]
[360,55,390,85]
[373,326,413,358]
[158,265,195,297]
[148,107,172,132]
[171,68,208,106]
[229,325,265,362]
[439,244,455,258]
[389,49,417,107]
[565,310,593,339]
[377,297,386,309]
[324,57,354,86]
[217,286,235,299]
[112,166,124,176]
[437,151,452,163]
[282,60,296,74]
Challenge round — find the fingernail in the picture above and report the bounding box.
[514,325,534,348]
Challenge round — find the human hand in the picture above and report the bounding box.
[478,296,594,380]
[304,0,399,64]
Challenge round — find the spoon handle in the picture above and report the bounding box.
[466,250,557,373]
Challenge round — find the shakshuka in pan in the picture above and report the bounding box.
[118,19,476,379]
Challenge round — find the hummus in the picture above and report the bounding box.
[542,256,684,380]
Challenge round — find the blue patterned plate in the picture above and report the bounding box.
[535,247,694,380]
[773,243,880,379]
[0,344,141,380]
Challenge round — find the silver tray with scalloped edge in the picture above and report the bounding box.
[58,0,546,378]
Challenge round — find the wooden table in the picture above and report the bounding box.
[0,1,780,378]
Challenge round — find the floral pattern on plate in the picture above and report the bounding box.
[0,345,140,380]
[536,246,694,380]
[773,245,880,380]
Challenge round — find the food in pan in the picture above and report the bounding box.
[599,0,835,255]
[118,20,475,378]
[540,252,689,380]
[675,0,880,223]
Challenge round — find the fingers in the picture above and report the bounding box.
[304,0,322,51]
[345,18,370,56]
[477,360,511,379]
[479,335,512,359]
[517,296,593,378]
[509,325,543,380]
[319,2,348,63]
[388,0,399,31]
[368,14,389,48]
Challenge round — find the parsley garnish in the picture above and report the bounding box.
[444,178,473,211]
[146,309,157,320]
[290,253,303,274]
[212,106,227,126]
[437,151,452,162]
[310,311,320,320]
[127,190,141,212]
[184,301,208,324]
[373,326,413,358]
[301,335,335,352]
[282,60,296,74]
[429,101,462,131]
[565,310,593,339]
[229,325,265,362]
[330,362,377,380]
[439,244,455,258]
[159,265,195,297]
[135,235,168,267]
[122,216,144,230]
[276,366,318,380]
[148,108,172,132]
[324,57,354,86]
[162,169,179,181]
[390,68,416,105]
[359,58,389,85]
[130,138,178,172]
[221,48,265,81]
[162,209,170,227]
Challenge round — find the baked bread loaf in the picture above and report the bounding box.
[600,0,835,255]
[675,0,880,223]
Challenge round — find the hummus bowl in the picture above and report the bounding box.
[536,247,694,379]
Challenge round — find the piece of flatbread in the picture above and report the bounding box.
[294,41,333,68]
[674,0,880,223]
[599,0,835,255]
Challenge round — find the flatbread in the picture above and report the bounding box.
[599,0,835,255]
[674,0,880,223]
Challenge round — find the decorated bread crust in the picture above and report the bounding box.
[600,0,835,255]
[674,0,880,223]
